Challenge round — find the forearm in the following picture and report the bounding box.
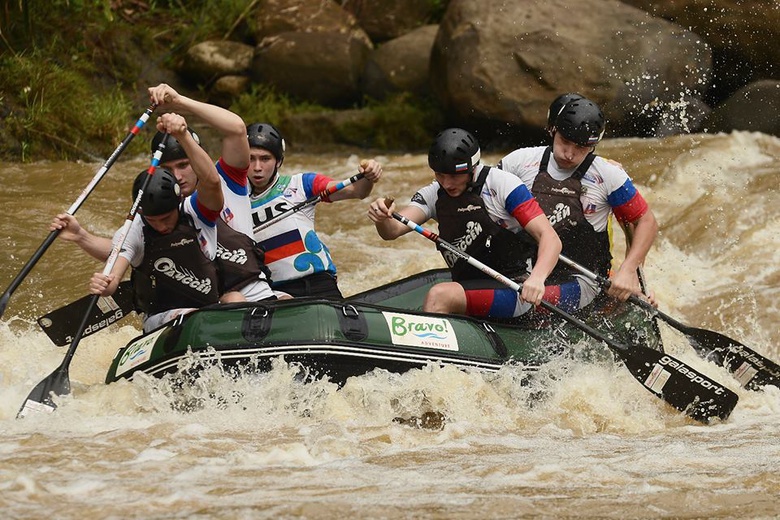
[620,211,658,272]
[75,233,112,262]
[375,219,410,240]
[529,232,561,282]
[340,178,375,200]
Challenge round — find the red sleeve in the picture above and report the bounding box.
[217,157,248,185]
[511,198,545,228]
[613,192,649,224]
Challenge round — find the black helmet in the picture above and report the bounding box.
[427,128,481,175]
[132,169,181,216]
[555,99,605,147]
[547,92,584,131]
[247,123,285,164]
[151,128,201,164]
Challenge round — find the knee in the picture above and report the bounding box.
[423,282,465,314]
[220,291,247,303]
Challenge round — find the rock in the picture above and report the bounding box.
[207,75,252,107]
[341,0,446,42]
[251,31,372,107]
[362,24,439,100]
[701,80,780,136]
[179,41,254,84]
[248,0,373,107]
[619,0,780,103]
[430,0,711,139]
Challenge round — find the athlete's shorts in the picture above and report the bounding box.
[460,279,533,319]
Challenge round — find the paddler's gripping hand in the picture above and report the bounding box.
[148,83,181,108]
[359,159,383,183]
[89,272,116,297]
[367,196,395,223]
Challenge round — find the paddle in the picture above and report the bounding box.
[37,280,135,346]
[390,212,738,423]
[252,167,367,234]
[17,135,169,418]
[558,253,780,391]
[0,104,156,320]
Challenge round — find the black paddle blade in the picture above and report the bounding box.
[680,325,780,391]
[17,365,70,418]
[617,345,739,423]
[37,280,134,346]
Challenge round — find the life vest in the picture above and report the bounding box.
[534,147,611,280]
[435,166,536,282]
[132,209,220,315]
[215,219,272,294]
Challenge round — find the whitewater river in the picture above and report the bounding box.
[1,132,778,518]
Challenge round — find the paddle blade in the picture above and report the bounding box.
[617,345,739,423]
[37,280,134,346]
[17,365,70,418]
[681,326,780,391]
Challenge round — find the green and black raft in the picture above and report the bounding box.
[104,269,660,386]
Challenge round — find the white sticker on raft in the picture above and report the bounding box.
[115,327,166,377]
[383,312,459,351]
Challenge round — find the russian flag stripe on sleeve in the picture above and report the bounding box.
[216,158,249,196]
[301,172,334,199]
[506,185,544,227]
[191,193,219,227]
[608,179,648,223]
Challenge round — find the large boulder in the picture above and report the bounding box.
[178,40,254,84]
[249,0,373,107]
[362,24,439,100]
[701,80,780,136]
[340,0,447,42]
[430,0,711,139]
[619,0,779,103]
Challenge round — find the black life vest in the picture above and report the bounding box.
[215,219,272,294]
[132,209,220,315]
[534,147,611,281]
[435,166,537,282]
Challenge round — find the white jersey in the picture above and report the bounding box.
[249,173,336,285]
[499,146,647,232]
[408,166,543,230]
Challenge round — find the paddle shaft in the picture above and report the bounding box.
[391,212,738,422]
[253,172,365,233]
[17,135,169,417]
[0,104,156,319]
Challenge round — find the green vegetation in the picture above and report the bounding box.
[0,0,444,161]
[0,46,138,161]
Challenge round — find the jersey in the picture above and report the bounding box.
[499,146,650,311]
[498,146,649,232]
[408,166,543,230]
[248,173,337,287]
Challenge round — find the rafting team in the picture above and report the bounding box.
[50,83,657,334]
